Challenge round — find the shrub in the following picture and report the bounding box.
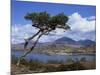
[11,54,18,64]
[45,65,59,72]
[58,62,86,71]
[20,58,29,66]
[47,60,63,64]
[80,57,87,62]
[28,59,43,70]
[66,58,74,63]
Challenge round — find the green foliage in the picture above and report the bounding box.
[66,58,74,63]
[11,54,18,64]
[50,13,68,25]
[25,12,50,24]
[24,12,70,32]
[47,60,63,64]
[80,57,87,62]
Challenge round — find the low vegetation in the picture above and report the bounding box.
[11,55,96,74]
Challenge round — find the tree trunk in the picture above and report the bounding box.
[16,32,43,66]
[24,30,41,49]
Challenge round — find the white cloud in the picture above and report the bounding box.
[11,24,39,44]
[87,16,96,20]
[11,12,96,44]
[68,12,96,32]
[11,24,67,44]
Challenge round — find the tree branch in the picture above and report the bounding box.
[24,33,43,57]
[24,30,41,49]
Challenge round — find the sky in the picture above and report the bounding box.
[11,0,96,44]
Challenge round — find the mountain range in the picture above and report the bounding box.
[11,37,95,50]
[54,37,95,46]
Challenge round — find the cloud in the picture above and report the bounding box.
[87,16,96,20]
[65,30,95,41]
[11,12,96,44]
[11,24,39,44]
[68,12,96,32]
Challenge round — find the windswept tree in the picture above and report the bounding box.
[17,11,70,66]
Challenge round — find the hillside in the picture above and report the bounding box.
[11,37,96,55]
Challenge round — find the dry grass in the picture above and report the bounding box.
[11,60,96,75]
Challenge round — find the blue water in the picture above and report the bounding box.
[12,50,96,63]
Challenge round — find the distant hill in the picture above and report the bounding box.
[77,40,95,46]
[54,37,95,46]
[11,37,96,51]
[54,37,76,44]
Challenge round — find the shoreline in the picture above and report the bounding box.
[12,50,96,56]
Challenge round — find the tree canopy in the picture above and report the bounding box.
[24,12,70,33]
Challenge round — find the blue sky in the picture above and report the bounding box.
[11,0,96,44]
[12,0,96,25]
